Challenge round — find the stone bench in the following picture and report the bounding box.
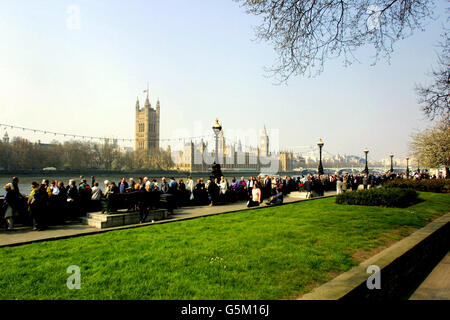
[81,208,169,229]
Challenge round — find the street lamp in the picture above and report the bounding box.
[406,157,410,178]
[390,153,394,173]
[364,148,369,174]
[212,119,222,164]
[317,138,324,175]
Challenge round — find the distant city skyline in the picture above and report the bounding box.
[0,0,448,161]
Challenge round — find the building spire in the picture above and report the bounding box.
[144,82,150,108]
[3,131,9,143]
[136,96,140,110]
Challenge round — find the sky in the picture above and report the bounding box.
[0,0,448,161]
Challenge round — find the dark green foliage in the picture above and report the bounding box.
[384,179,450,193]
[335,188,418,208]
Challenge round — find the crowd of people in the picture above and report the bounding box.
[0,169,445,231]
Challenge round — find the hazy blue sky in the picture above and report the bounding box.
[0,0,448,161]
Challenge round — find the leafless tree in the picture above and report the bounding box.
[236,0,436,82]
[415,29,450,121]
[0,137,173,171]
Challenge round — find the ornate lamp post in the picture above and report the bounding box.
[406,157,410,178]
[390,153,394,173]
[364,148,369,174]
[417,159,420,172]
[212,119,222,164]
[317,138,324,175]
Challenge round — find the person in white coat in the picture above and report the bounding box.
[336,177,343,195]
[186,176,195,201]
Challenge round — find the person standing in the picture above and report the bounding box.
[91,182,102,212]
[336,177,343,195]
[168,177,178,194]
[78,179,92,216]
[6,177,24,227]
[3,183,15,230]
[160,177,169,194]
[151,179,159,191]
[119,178,129,194]
[91,182,101,201]
[194,179,206,204]
[129,178,136,191]
[208,178,220,206]
[137,184,150,223]
[28,182,48,231]
[50,180,60,196]
[66,180,79,218]
[186,176,194,202]
[305,176,313,199]
[178,179,186,203]
[135,177,143,190]
[363,174,369,189]
[142,177,150,190]
[247,177,254,199]
[342,178,348,193]
[41,179,52,197]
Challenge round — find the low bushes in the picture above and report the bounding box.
[383,179,450,193]
[335,188,418,208]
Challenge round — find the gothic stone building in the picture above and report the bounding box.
[172,126,293,173]
[135,94,160,152]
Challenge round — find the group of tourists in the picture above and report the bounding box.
[115,175,289,208]
[1,177,100,231]
[0,175,294,231]
[0,169,444,231]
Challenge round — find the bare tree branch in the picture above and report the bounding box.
[415,29,450,121]
[235,0,436,82]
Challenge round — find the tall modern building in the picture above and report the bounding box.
[135,93,160,152]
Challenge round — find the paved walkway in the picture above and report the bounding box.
[0,191,336,247]
[409,251,450,300]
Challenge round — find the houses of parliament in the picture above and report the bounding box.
[135,94,293,173]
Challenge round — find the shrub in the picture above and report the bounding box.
[335,188,418,208]
[383,179,450,193]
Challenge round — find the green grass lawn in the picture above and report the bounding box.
[0,192,449,300]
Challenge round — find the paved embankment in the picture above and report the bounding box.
[409,251,450,300]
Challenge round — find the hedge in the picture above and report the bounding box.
[383,179,450,193]
[335,188,418,208]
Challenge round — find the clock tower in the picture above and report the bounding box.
[260,126,269,157]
